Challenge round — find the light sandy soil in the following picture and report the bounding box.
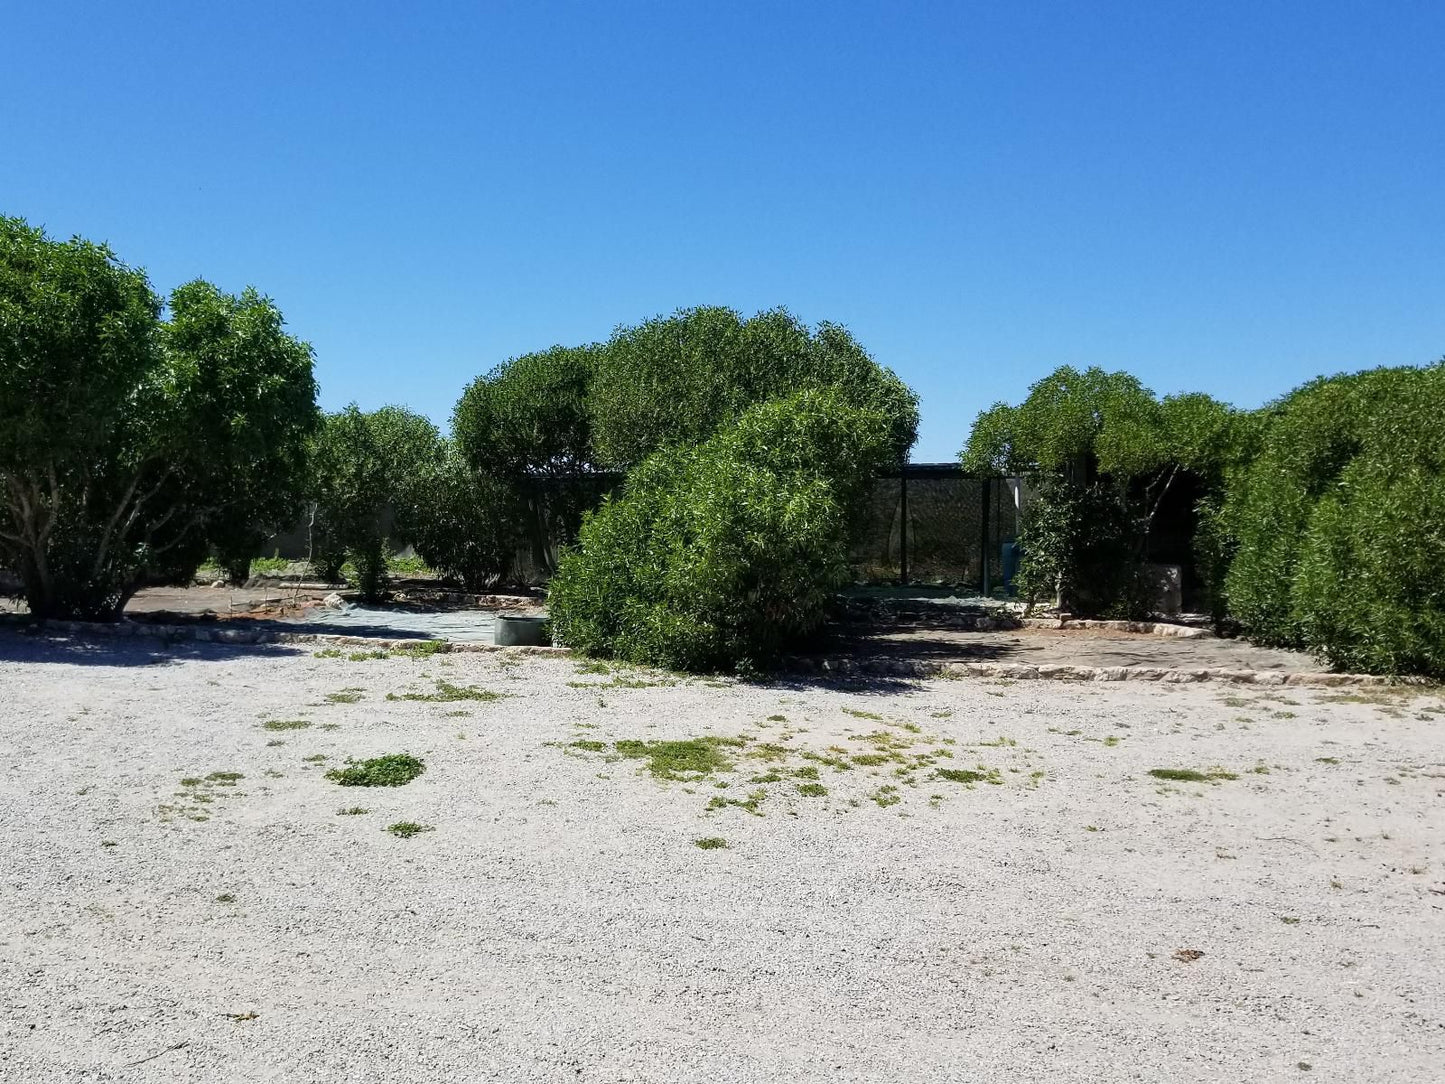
[2,631,1443,1083]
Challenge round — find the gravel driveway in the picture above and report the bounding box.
[2,631,1442,1082]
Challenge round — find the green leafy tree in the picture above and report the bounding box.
[163,280,319,583]
[311,405,442,600]
[589,307,918,469]
[452,345,598,573]
[548,390,901,672]
[408,442,520,591]
[0,217,318,618]
[961,367,1244,616]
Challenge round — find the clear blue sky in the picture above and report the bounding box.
[4,2,1442,461]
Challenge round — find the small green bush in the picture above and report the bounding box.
[547,390,899,672]
[325,753,426,787]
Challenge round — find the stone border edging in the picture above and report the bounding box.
[784,655,1421,687]
[1019,617,1214,639]
[840,610,1215,639]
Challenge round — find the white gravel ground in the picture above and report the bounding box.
[2,630,1443,1083]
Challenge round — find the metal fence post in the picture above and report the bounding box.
[898,462,909,586]
[979,476,992,596]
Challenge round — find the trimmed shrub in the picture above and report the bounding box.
[547,390,898,672]
[590,307,918,470]
[1285,365,1445,676]
[1222,365,1432,647]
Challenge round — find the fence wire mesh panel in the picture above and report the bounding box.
[849,466,1016,590]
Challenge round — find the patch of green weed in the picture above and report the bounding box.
[326,753,425,787]
[614,737,743,780]
[387,680,505,703]
[262,719,310,731]
[1148,767,1238,783]
[387,821,434,838]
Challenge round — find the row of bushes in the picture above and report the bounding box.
[304,307,919,610]
[963,361,1445,678]
[3,216,920,666]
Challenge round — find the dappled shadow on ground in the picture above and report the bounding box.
[826,632,1023,661]
[0,629,304,668]
[752,671,924,697]
[137,616,437,641]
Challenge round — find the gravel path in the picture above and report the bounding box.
[2,631,1442,1082]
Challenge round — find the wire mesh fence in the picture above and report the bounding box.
[849,465,1018,590]
[264,465,1019,590]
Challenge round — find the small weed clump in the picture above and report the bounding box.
[614,737,744,780]
[388,681,505,703]
[1148,767,1238,783]
[395,640,449,658]
[386,821,434,838]
[159,771,245,825]
[936,767,1001,785]
[326,753,426,787]
[325,688,364,704]
[693,836,729,850]
[797,781,828,798]
[337,806,370,815]
[262,719,311,731]
[706,788,768,816]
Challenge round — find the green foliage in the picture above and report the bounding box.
[164,280,319,585]
[962,366,1245,617]
[612,736,745,779]
[0,217,318,618]
[325,753,426,787]
[1013,475,1149,617]
[454,345,597,481]
[590,307,919,470]
[1222,366,1422,647]
[1234,363,1445,676]
[311,405,442,600]
[386,680,504,703]
[548,390,900,671]
[1147,767,1237,782]
[452,345,598,574]
[407,444,519,590]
